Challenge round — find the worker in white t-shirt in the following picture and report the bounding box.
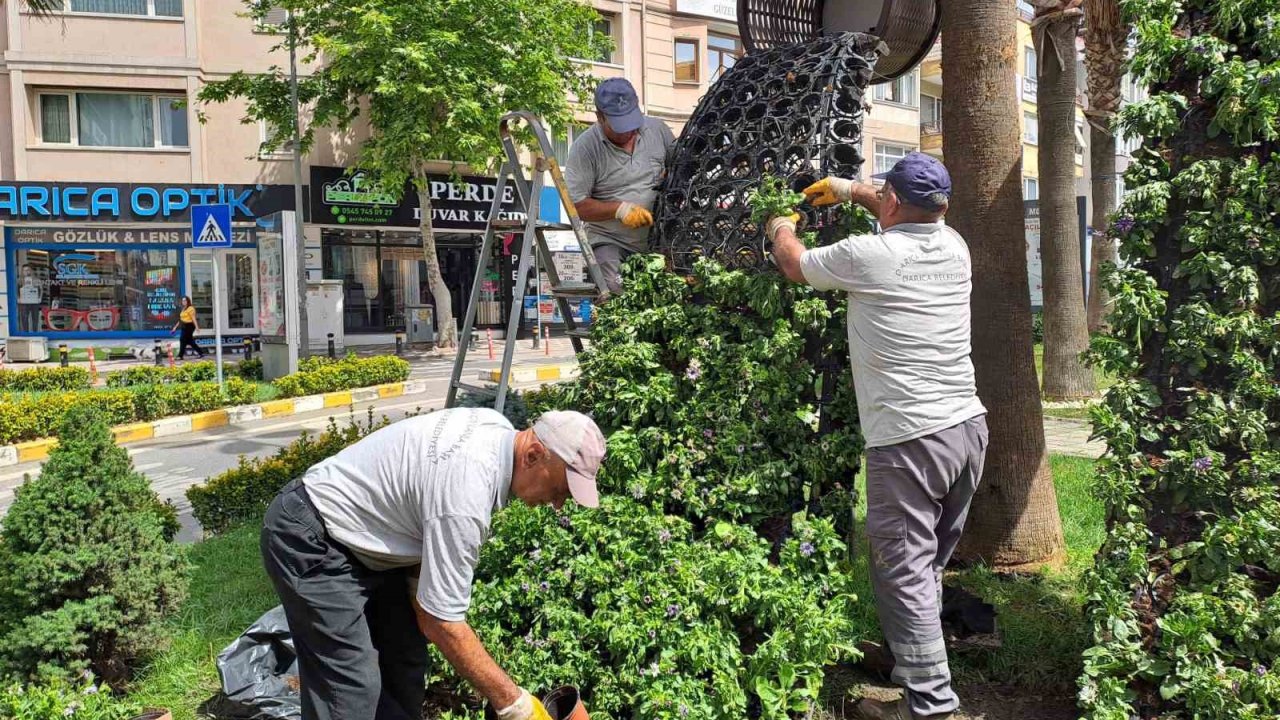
[261,408,606,720]
[766,153,989,720]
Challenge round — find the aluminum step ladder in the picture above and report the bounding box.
[446,111,609,414]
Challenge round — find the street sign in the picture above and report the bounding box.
[192,204,233,248]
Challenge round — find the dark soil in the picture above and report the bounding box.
[820,666,1080,720]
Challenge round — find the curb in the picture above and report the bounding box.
[0,380,424,468]
[477,363,578,385]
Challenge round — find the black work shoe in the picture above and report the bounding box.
[854,697,953,720]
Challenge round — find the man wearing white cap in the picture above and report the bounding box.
[261,407,606,720]
[565,77,676,294]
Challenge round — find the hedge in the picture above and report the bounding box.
[0,378,257,445]
[274,354,410,398]
[106,360,261,387]
[0,366,91,393]
[187,411,387,535]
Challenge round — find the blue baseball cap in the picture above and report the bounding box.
[594,78,644,134]
[873,152,951,210]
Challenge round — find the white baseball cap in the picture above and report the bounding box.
[531,411,606,508]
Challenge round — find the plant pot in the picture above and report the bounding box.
[541,686,589,720]
[132,710,172,720]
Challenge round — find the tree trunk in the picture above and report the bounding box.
[416,182,457,349]
[1083,0,1128,333]
[942,0,1065,567]
[1035,7,1097,401]
[1086,124,1117,332]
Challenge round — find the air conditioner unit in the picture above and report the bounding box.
[5,337,49,362]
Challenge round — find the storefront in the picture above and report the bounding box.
[310,166,580,339]
[0,181,295,346]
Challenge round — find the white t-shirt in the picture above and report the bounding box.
[800,221,987,448]
[302,408,516,622]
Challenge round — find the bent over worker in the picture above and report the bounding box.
[260,407,606,720]
[565,77,675,294]
[767,153,989,720]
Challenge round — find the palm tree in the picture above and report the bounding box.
[1083,0,1129,332]
[7,0,60,14]
[1033,0,1098,401]
[941,0,1066,566]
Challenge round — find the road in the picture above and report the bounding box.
[0,352,573,543]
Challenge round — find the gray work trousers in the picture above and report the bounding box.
[591,244,632,295]
[261,479,428,720]
[865,415,989,718]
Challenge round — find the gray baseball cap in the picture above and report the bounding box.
[594,78,644,134]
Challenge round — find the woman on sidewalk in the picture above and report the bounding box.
[172,296,206,359]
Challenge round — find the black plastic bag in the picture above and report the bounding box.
[199,606,302,720]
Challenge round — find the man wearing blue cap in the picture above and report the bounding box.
[766,153,989,720]
[565,77,675,294]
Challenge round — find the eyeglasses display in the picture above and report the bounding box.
[10,247,181,335]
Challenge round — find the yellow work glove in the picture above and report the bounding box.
[615,201,654,229]
[765,213,801,243]
[802,177,855,207]
[495,689,553,720]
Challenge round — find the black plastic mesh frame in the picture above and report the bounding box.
[650,32,882,273]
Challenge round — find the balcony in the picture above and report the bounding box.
[920,121,942,154]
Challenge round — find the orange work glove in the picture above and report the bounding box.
[615,201,654,229]
[802,177,855,207]
[495,689,553,720]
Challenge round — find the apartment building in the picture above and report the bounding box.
[0,0,757,349]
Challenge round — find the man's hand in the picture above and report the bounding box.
[615,202,654,229]
[495,689,553,720]
[765,213,801,243]
[802,177,855,206]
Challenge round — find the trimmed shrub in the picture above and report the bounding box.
[187,411,389,535]
[0,407,187,684]
[236,357,264,381]
[105,361,217,387]
[1078,2,1280,718]
[0,675,141,720]
[0,378,259,445]
[0,367,91,393]
[274,354,410,398]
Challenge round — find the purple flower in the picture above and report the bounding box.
[521,582,530,592]
[736,444,745,453]
[1193,456,1213,472]
[685,361,702,381]
[1233,680,1242,694]
[658,529,672,543]
[540,581,550,591]
[1113,216,1135,234]
[559,515,572,529]
[530,548,542,562]
[680,705,690,717]
[632,486,646,499]
[1192,42,1208,54]
[644,594,653,604]
[524,633,535,645]
[82,685,98,696]
[1262,75,1275,87]
[1256,665,1269,677]
[666,603,681,618]
[648,629,657,639]
[703,429,715,440]
[800,542,816,557]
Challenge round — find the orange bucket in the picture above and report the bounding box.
[541,686,589,720]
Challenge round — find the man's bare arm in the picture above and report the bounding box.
[770,223,808,285]
[849,183,881,218]
[573,197,623,223]
[416,606,520,709]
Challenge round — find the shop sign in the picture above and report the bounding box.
[310,167,525,231]
[7,227,257,246]
[0,182,295,223]
[676,0,736,22]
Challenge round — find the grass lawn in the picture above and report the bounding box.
[127,456,1103,719]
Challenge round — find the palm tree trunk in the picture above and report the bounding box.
[942,0,1066,566]
[1035,5,1097,401]
[1086,125,1118,332]
[415,176,457,349]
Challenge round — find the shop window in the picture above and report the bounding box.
[874,142,914,176]
[1024,111,1039,145]
[61,0,182,17]
[707,33,740,83]
[674,39,700,84]
[10,247,182,336]
[38,91,189,148]
[872,71,917,107]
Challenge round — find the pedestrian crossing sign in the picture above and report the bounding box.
[192,204,233,248]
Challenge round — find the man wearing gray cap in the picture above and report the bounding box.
[565,77,676,294]
[260,407,607,720]
[767,153,989,720]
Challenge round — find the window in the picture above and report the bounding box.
[258,120,292,160]
[1023,111,1039,144]
[674,38,700,83]
[920,94,942,132]
[707,33,741,83]
[552,122,592,168]
[1024,177,1039,201]
[872,71,917,107]
[10,247,182,336]
[1075,118,1086,164]
[64,0,182,17]
[38,92,189,148]
[583,14,617,64]
[1017,0,1035,18]
[874,143,914,176]
[1025,46,1038,79]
